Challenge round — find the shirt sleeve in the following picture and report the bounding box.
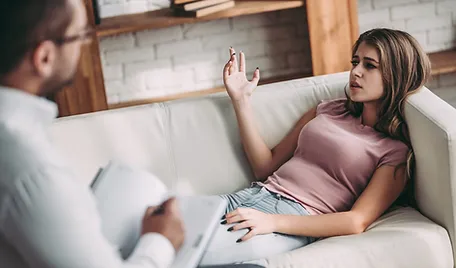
[316,98,347,116]
[378,142,409,168]
[0,166,175,268]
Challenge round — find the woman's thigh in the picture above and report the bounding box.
[200,230,312,266]
[201,187,314,266]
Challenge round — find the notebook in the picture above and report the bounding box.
[91,161,227,268]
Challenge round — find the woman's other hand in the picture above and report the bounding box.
[225,207,276,242]
[223,47,260,102]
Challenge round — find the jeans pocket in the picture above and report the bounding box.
[239,186,266,207]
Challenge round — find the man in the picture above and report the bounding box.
[0,0,185,267]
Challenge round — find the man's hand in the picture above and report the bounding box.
[142,198,185,251]
[225,208,276,242]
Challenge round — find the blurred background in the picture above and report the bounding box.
[55,0,456,116]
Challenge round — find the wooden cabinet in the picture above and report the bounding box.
[54,0,107,117]
[56,0,360,116]
[54,40,107,117]
[307,0,359,75]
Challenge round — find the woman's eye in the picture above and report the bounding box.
[365,63,377,69]
[351,60,359,66]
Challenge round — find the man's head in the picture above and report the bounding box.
[0,0,90,97]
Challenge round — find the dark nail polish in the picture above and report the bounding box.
[256,67,259,70]
[220,220,227,225]
[232,53,236,56]
[227,227,234,232]
[236,239,242,243]
[221,215,226,220]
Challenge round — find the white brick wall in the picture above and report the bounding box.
[99,8,310,105]
[359,0,456,105]
[105,47,155,65]
[358,0,456,53]
[99,0,456,105]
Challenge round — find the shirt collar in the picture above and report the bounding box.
[0,86,58,128]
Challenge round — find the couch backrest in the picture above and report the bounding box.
[405,88,456,260]
[50,71,456,260]
[50,72,348,194]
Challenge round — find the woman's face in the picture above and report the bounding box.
[349,41,384,103]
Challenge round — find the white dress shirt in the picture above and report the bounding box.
[0,87,175,268]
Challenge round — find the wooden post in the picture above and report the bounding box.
[54,0,107,117]
[306,0,359,76]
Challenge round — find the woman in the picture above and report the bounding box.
[202,28,431,265]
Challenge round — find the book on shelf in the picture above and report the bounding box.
[179,0,232,11]
[174,0,235,17]
[173,0,198,5]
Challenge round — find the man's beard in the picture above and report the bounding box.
[40,70,77,99]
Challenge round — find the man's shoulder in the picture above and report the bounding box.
[0,123,74,196]
[0,124,46,176]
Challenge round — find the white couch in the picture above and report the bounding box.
[49,72,455,268]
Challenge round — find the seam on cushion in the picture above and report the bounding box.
[55,103,152,123]
[161,103,179,190]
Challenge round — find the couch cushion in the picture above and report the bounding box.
[163,72,348,195]
[265,207,452,268]
[50,104,176,188]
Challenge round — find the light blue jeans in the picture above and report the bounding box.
[199,184,315,266]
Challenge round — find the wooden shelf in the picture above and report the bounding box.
[108,71,312,109]
[108,46,456,110]
[96,0,305,37]
[429,49,456,76]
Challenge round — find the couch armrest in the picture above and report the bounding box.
[405,87,456,262]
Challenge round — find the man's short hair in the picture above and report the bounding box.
[0,0,73,76]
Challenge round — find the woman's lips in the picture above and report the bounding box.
[350,81,362,92]
[350,81,362,88]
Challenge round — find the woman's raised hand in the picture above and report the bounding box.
[223,47,260,101]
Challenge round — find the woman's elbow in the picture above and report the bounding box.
[350,215,370,235]
[253,170,268,181]
[253,167,273,181]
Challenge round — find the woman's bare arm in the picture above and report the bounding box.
[224,47,316,180]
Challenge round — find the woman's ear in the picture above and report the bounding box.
[32,40,57,79]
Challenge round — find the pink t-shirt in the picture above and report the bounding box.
[260,98,409,215]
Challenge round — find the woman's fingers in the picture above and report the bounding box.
[251,67,260,86]
[223,60,232,79]
[225,207,251,219]
[225,215,244,224]
[229,47,238,73]
[239,227,257,242]
[229,220,252,231]
[239,51,246,73]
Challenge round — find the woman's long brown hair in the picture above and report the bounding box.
[345,28,431,207]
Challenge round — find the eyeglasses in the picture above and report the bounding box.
[53,27,95,46]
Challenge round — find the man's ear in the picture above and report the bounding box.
[32,41,57,78]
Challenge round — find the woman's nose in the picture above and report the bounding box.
[352,64,363,78]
